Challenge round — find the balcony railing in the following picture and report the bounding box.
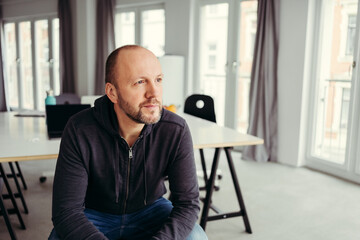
[314,78,351,164]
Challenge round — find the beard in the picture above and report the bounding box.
[117,93,162,124]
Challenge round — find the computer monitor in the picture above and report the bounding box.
[45,104,91,139]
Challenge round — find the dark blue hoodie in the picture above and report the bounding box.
[52,95,200,239]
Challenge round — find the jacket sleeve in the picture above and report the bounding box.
[51,120,107,240]
[152,123,200,240]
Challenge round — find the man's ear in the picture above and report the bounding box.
[105,83,118,104]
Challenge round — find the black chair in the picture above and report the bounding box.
[184,94,222,191]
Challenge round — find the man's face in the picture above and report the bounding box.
[113,48,163,125]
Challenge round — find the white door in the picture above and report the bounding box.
[194,0,258,133]
[307,0,360,183]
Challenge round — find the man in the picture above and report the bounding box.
[49,45,208,240]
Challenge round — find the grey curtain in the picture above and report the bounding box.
[94,0,115,95]
[58,0,76,93]
[0,6,8,111]
[242,0,279,162]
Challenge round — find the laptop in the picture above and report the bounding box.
[46,104,91,139]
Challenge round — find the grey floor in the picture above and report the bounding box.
[1,150,360,240]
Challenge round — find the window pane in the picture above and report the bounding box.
[141,9,165,57]
[346,15,356,55]
[199,3,229,126]
[35,20,50,110]
[115,12,135,47]
[19,21,34,110]
[311,0,358,164]
[236,1,258,133]
[4,23,19,109]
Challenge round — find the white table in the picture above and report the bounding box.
[0,111,263,233]
[0,112,59,162]
[181,114,263,232]
[182,113,262,149]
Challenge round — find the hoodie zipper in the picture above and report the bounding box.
[123,147,133,213]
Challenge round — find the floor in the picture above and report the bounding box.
[1,150,360,240]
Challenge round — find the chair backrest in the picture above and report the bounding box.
[184,94,216,123]
[55,93,80,105]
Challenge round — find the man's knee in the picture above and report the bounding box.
[186,224,208,240]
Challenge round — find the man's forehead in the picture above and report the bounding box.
[114,48,162,79]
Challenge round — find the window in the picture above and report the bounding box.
[115,5,165,57]
[196,0,258,131]
[207,43,217,70]
[308,0,357,164]
[346,15,356,56]
[115,12,135,46]
[3,17,60,111]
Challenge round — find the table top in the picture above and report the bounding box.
[0,112,60,162]
[0,111,263,162]
[182,114,263,149]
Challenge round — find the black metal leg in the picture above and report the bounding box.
[0,163,26,229]
[0,180,17,240]
[15,162,27,190]
[199,149,208,184]
[8,162,29,214]
[200,148,221,230]
[224,147,252,233]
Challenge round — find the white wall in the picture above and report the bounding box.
[1,0,57,19]
[277,0,310,166]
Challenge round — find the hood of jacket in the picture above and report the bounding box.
[92,95,153,138]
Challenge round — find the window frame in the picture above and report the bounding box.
[305,0,360,183]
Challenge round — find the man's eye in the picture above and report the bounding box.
[156,78,162,83]
[135,80,145,85]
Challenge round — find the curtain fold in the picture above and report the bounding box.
[242,0,279,162]
[94,0,115,95]
[58,0,76,93]
[0,6,8,111]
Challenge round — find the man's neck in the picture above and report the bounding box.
[114,106,144,147]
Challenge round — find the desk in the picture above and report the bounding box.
[182,114,263,232]
[0,112,60,162]
[0,112,263,233]
[0,112,59,231]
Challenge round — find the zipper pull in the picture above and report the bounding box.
[129,148,133,159]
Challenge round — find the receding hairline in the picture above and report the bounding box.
[105,45,152,85]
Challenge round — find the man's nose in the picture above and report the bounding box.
[145,81,162,99]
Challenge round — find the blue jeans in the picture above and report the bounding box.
[48,197,207,240]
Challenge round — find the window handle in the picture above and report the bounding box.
[349,61,356,76]
[232,61,240,73]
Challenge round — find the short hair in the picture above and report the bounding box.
[105,45,143,86]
